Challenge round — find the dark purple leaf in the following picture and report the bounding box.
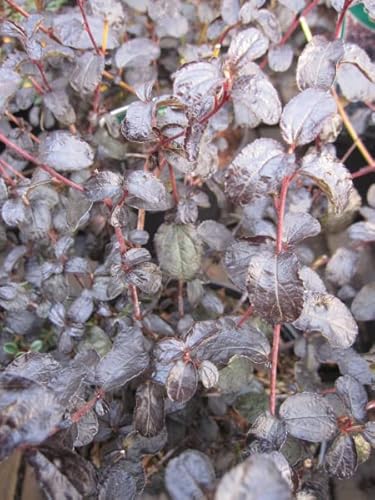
[134,381,165,437]
[215,454,292,500]
[325,434,358,479]
[249,412,287,448]
[165,450,215,500]
[224,240,262,291]
[279,392,337,442]
[0,374,64,460]
[225,139,295,204]
[114,38,160,69]
[43,89,76,126]
[335,375,368,422]
[326,247,359,287]
[283,212,321,245]
[28,449,97,499]
[95,326,149,391]
[253,9,282,43]
[198,360,219,389]
[70,52,105,95]
[39,131,94,172]
[351,282,375,321]
[299,150,353,213]
[84,170,123,202]
[294,292,358,348]
[247,249,304,324]
[125,170,173,211]
[99,461,145,500]
[348,221,375,242]
[268,44,293,72]
[0,67,21,114]
[296,36,344,91]
[280,89,337,146]
[191,316,270,365]
[227,27,269,67]
[121,101,157,143]
[166,360,198,403]
[197,220,233,251]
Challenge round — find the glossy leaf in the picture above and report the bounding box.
[225,139,295,204]
[215,454,292,500]
[155,223,203,280]
[325,434,358,479]
[165,450,215,500]
[166,360,198,403]
[296,36,344,91]
[39,131,94,172]
[294,292,358,348]
[126,170,173,211]
[134,381,165,437]
[299,150,353,213]
[279,392,337,442]
[335,375,368,422]
[247,249,304,324]
[280,89,337,146]
[351,282,375,321]
[95,326,149,391]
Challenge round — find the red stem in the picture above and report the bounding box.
[237,304,253,327]
[34,60,52,92]
[71,388,105,423]
[270,175,293,416]
[260,0,321,69]
[178,279,184,318]
[335,0,354,39]
[0,132,84,192]
[130,284,142,320]
[77,0,101,55]
[352,163,375,179]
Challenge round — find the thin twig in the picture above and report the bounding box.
[0,132,84,192]
[77,0,101,55]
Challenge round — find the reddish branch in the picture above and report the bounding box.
[0,132,84,192]
[70,388,105,423]
[237,304,253,327]
[335,0,354,39]
[352,163,375,179]
[270,174,294,416]
[77,0,101,55]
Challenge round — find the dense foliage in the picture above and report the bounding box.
[0,0,375,498]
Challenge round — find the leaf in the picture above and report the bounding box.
[296,36,344,91]
[134,381,165,437]
[166,360,198,403]
[280,89,337,146]
[99,460,144,500]
[0,67,22,114]
[125,262,162,295]
[335,375,368,422]
[84,170,123,202]
[70,52,105,95]
[155,223,203,280]
[363,421,375,447]
[218,355,254,393]
[279,392,337,442]
[173,60,223,116]
[95,325,149,391]
[268,44,293,72]
[125,170,173,211]
[43,89,76,126]
[336,43,375,102]
[227,27,269,68]
[28,449,97,499]
[165,450,215,500]
[115,37,160,68]
[225,139,295,204]
[231,71,282,126]
[191,317,270,366]
[0,374,64,460]
[197,220,233,251]
[283,212,321,245]
[348,221,375,242]
[325,247,359,287]
[198,360,219,389]
[224,240,262,291]
[247,249,304,324]
[215,454,292,500]
[299,150,353,213]
[325,434,358,479]
[293,292,358,349]
[250,412,287,448]
[221,0,240,24]
[121,101,157,143]
[39,131,94,172]
[351,282,375,321]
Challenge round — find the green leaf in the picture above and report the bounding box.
[3,342,19,355]
[154,223,203,280]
